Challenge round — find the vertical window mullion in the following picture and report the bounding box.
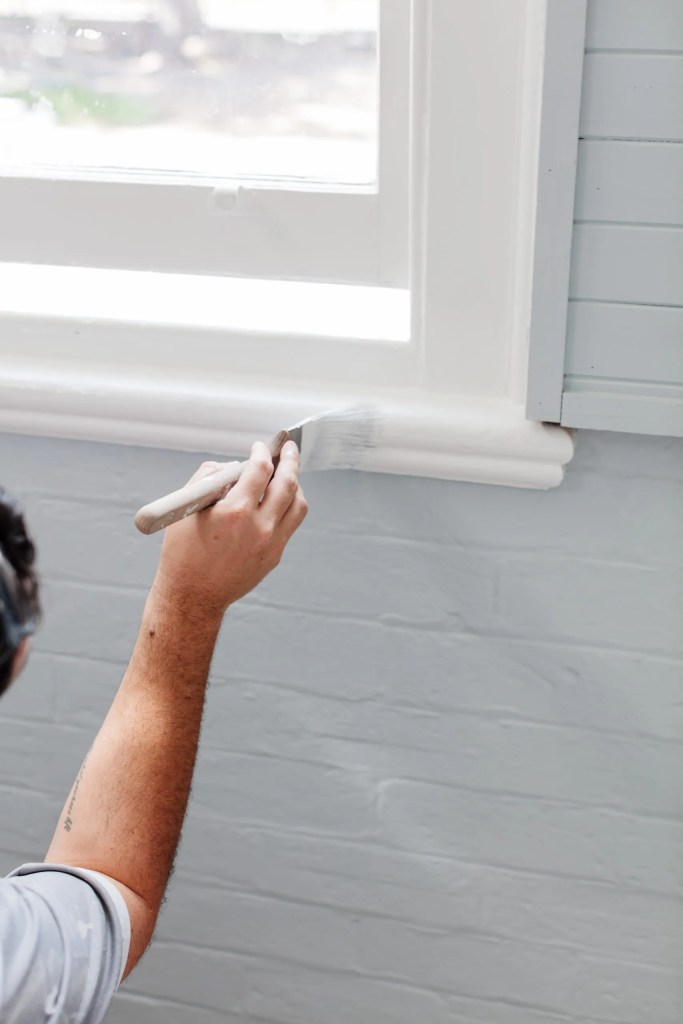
[377,0,411,287]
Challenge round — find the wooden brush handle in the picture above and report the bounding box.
[135,461,245,535]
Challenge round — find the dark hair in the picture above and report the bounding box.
[0,488,41,695]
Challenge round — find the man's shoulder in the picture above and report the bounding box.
[0,864,129,1024]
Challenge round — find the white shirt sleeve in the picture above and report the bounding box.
[0,862,131,1024]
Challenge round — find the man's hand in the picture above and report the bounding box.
[152,440,308,619]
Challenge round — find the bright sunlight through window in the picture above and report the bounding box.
[0,0,378,183]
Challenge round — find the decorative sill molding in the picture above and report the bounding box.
[0,365,575,490]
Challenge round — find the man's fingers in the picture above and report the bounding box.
[277,485,309,539]
[260,441,302,525]
[226,442,274,508]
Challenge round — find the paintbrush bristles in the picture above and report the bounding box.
[298,404,379,471]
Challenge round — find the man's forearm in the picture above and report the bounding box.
[45,584,222,969]
[44,443,307,979]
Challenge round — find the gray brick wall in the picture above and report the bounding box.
[0,429,681,1024]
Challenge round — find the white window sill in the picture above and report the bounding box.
[0,265,573,490]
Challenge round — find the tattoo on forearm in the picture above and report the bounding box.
[63,752,89,832]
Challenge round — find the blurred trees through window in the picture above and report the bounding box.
[0,0,378,181]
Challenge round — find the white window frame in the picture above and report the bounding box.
[0,0,578,489]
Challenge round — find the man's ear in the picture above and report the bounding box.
[10,636,31,684]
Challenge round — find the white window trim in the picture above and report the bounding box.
[0,0,578,490]
[527,0,589,423]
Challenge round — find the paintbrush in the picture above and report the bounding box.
[134,405,377,535]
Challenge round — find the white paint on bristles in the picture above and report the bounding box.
[294,405,380,472]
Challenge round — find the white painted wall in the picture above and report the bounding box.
[0,428,681,1024]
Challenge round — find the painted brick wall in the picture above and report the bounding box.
[0,429,681,1024]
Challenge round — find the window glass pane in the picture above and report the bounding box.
[0,0,378,183]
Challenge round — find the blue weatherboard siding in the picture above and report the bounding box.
[562,0,683,434]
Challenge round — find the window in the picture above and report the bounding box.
[2,0,378,184]
[0,1,576,490]
[0,0,409,285]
